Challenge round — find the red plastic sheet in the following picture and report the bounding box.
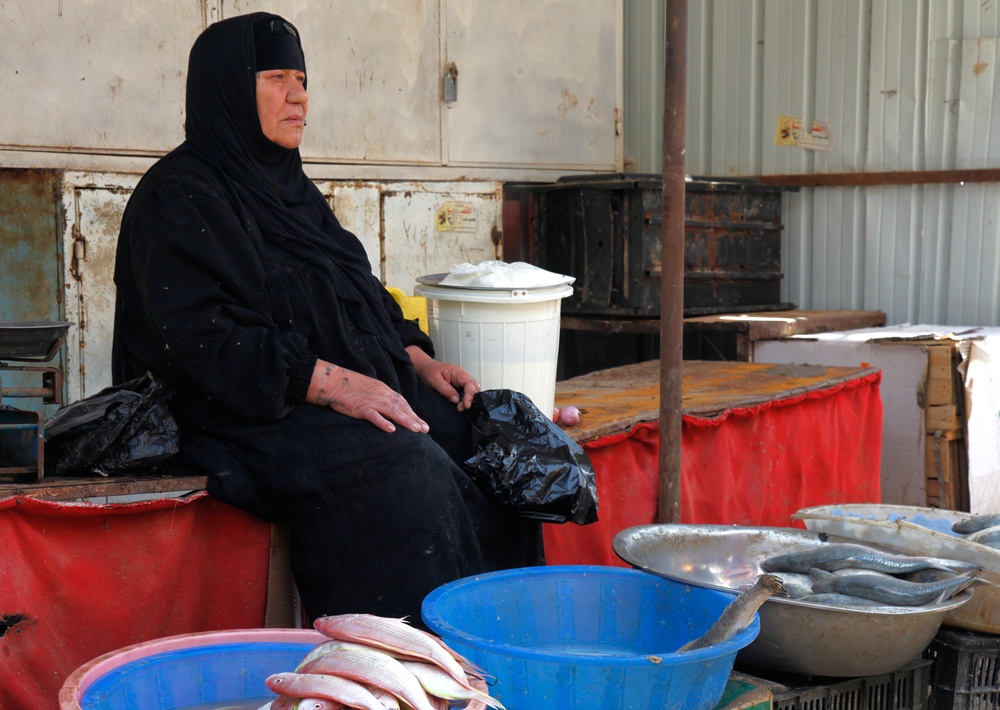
[543,371,883,567]
[0,491,272,710]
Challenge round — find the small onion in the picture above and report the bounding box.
[552,406,561,421]
[559,405,581,427]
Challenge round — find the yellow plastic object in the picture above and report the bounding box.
[387,286,429,335]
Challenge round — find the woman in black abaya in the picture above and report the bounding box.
[112,12,543,624]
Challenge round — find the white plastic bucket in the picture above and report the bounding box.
[413,282,573,416]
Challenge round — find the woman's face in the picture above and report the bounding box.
[256,69,308,149]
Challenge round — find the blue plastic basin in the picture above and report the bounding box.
[60,629,326,710]
[421,565,759,710]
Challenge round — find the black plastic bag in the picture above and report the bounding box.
[43,373,179,476]
[462,389,598,525]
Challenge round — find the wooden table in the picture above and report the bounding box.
[546,358,884,566]
[557,357,877,443]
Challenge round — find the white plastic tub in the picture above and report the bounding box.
[414,279,573,416]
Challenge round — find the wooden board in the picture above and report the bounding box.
[0,474,206,501]
[555,359,878,443]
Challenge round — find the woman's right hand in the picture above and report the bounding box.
[306,359,429,434]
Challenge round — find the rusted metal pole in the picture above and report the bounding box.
[658,0,687,524]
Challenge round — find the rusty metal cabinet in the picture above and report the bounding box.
[0,170,506,408]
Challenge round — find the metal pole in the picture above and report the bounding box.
[657,0,687,524]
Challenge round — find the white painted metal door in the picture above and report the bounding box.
[63,185,133,401]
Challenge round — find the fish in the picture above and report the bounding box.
[298,642,436,710]
[771,572,814,599]
[281,700,343,710]
[967,525,1000,549]
[676,574,787,652]
[797,592,891,607]
[296,640,342,671]
[313,614,473,688]
[762,542,975,575]
[808,568,979,606]
[368,687,400,710]
[399,660,505,709]
[265,672,383,710]
[953,513,1000,534]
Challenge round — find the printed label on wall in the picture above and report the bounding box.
[775,115,832,151]
[436,201,477,232]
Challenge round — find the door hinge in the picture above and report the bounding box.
[70,222,86,281]
[614,108,623,136]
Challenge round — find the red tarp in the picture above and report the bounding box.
[0,492,272,710]
[543,370,883,566]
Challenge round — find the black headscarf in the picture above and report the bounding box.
[179,12,410,364]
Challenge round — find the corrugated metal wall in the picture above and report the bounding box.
[625,0,1000,326]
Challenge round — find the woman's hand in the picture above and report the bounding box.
[406,345,480,412]
[306,359,429,434]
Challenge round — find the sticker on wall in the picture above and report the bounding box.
[436,201,477,233]
[775,115,832,151]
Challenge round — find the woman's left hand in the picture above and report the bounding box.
[406,345,480,411]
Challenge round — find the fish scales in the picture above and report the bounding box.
[762,543,970,575]
[810,569,977,606]
[314,614,471,688]
[299,644,436,710]
[399,660,504,710]
[265,672,383,710]
[798,593,887,607]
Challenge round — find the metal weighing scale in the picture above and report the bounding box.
[0,320,73,481]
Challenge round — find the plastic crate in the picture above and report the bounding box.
[766,657,932,710]
[927,627,1000,709]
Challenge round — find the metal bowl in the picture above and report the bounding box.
[0,321,73,361]
[613,524,972,677]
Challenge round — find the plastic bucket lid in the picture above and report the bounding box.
[413,282,573,304]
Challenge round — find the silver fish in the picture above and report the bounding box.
[953,513,1000,534]
[967,525,1000,548]
[762,542,974,575]
[809,568,979,606]
[677,574,787,652]
[798,592,888,607]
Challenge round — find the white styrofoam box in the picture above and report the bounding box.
[755,325,1000,511]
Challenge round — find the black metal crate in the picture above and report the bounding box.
[531,173,793,317]
[0,405,43,481]
[762,657,932,710]
[926,627,1000,709]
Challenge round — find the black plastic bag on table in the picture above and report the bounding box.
[462,389,598,525]
[43,372,179,476]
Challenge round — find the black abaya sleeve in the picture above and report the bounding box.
[118,174,317,422]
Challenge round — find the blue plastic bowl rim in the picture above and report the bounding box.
[421,565,760,667]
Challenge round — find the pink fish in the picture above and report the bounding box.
[400,660,504,709]
[267,698,345,710]
[313,614,472,688]
[265,672,382,710]
[299,643,435,710]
